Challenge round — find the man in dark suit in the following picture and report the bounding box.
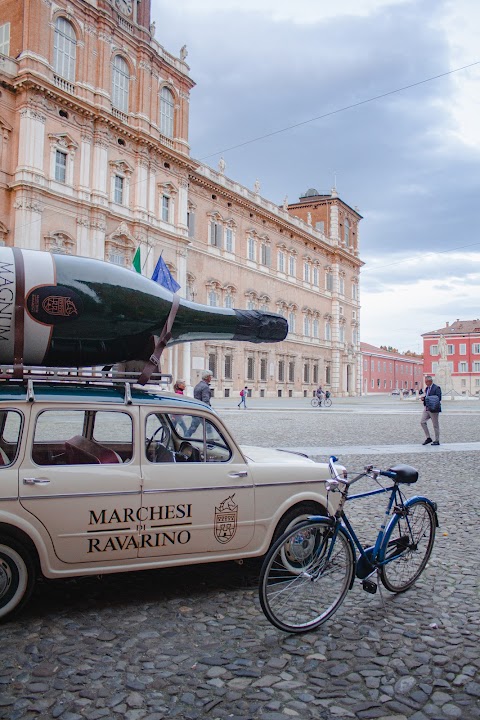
[420,375,442,445]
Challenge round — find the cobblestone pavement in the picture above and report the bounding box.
[1,402,479,720]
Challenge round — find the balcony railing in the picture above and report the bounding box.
[54,75,75,95]
[117,15,134,33]
[159,133,174,149]
[112,107,129,124]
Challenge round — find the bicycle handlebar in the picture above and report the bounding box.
[328,456,398,486]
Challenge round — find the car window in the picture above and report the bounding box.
[0,410,23,467]
[145,412,232,463]
[33,410,133,466]
[93,411,133,444]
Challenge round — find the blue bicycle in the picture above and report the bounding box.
[259,456,438,633]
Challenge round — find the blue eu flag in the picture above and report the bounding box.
[151,255,181,293]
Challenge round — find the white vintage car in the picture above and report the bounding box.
[0,369,338,621]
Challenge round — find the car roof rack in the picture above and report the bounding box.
[0,366,173,405]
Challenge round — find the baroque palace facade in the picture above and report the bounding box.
[0,0,363,396]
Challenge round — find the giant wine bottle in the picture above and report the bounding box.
[0,247,288,367]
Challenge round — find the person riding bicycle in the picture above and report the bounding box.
[316,386,325,406]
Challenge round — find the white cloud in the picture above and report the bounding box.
[171,0,413,23]
[361,252,480,351]
[438,0,480,150]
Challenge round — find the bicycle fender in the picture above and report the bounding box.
[338,524,356,589]
[404,496,439,527]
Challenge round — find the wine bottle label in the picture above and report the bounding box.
[26,285,83,324]
[0,247,56,365]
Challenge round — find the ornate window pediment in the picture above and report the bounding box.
[105,222,135,266]
[288,302,298,311]
[206,278,222,290]
[0,116,13,135]
[0,221,8,245]
[110,159,134,176]
[324,313,333,321]
[208,210,224,222]
[48,132,78,150]
[159,180,177,196]
[43,231,76,255]
[223,283,237,293]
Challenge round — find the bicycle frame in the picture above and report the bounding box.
[340,485,403,572]
[324,458,437,580]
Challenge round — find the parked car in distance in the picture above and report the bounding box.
[0,367,340,621]
[391,389,401,395]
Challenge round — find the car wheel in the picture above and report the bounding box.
[272,503,325,545]
[0,537,35,622]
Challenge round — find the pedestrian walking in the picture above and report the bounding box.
[186,371,212,436]
[420,375,442,446]
[238,386,248,409]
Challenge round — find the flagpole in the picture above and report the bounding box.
[141,240,154,272]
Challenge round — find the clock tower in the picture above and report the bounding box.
[136,0,152,30]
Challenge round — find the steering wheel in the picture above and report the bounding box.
[146,423,171,456]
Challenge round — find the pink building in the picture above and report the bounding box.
[422,319,480,396]
[0,0,364,396]
[361,343,424,395]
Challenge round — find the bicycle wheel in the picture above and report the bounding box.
[379,499,436,593]
[310,398,319,407]
[324,398,332,407]
[259,519,355,633]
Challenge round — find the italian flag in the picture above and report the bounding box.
[132,246,141,273]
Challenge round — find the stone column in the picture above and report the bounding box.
[79,132,93,202]
[91,132,109,205]
[76,217,91,258]
[178,178,189,229]
[13,196,44,249]
[90,216,107,260]
[16,108,46,183]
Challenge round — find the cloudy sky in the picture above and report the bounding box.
[151,0,480,353]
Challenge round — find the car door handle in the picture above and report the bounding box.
[23,477,51,485]
[228,471,248,478]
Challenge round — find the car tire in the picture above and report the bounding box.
[0,537,36,622]
[271,503,326,546]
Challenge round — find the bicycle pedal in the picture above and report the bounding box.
[362,579,378,594]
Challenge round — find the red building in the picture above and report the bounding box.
[361,343,424,395]
[422,319,480,396]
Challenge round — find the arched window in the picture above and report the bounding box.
[208,290,218,307]
[160,86,174,138]
[54,17,76,82]
[224,294,233,309]
[112,55,130,113]
[344,218,350,247]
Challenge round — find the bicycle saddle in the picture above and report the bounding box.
[388,464,418,484]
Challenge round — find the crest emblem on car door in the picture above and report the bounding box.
[214,494,238,544]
